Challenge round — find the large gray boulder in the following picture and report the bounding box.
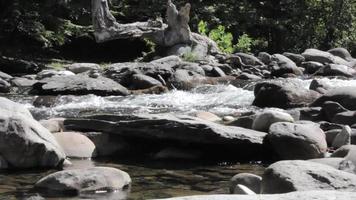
[253,79,320,109]
[283,52,305,66]
[0,71,13,81]
[262,160,356,194]
[0,97,65,169]
[309,157,355,173]
[331,145,356,173]
[35,167,131,198]
[64,113,267,159]
[152,191,356,200]
[328,48,354,62]
[0,78,11,93]
[317,64,355,77]
[32,74,129,96]
[302,49,349,66]
[264,122,327,160]
[271,54,302,76]
[311,87,356,110]
[65,63,100,74]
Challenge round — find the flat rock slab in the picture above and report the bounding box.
[64,114,267,159]
[152,191,356,200]
[32,74,129,96]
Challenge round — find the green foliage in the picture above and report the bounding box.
[182,51,199,62]
[198,20,208,36]
[235,33,253,53]
[209,25,235,53]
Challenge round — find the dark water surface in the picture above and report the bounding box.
[0,159,265,200]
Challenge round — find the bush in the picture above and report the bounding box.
[235,33,253,53]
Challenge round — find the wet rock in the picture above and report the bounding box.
[83,132,129,157]
[252,109,294,132]
[130,74,163,89]
[317,64,355,77]
[271,54,302,77]
[237,73,262,80]
[253,79,320,109]
[328,48,354,62]
[309,79,332,94]
[11,77,38,87]
[311,87,356,110]
[233,53,264,66]
[0,78,11,93]
[53,132,96,158]
[264,122,327,160]
[0,56,42,75]
[332,111,356,126]
[331,125,351,149]
[261,160,356,193]
[65,63,101,74]
[153,191,356,200]
[64,113,267,159]
[301,61,324,74]
[258,52,272,65]
[302,48,349,65]
[283,52,305,66]
[0,97,65,169]
[211,67,226,77]
[40,118,65,133]
[32,74,129,96]
[320,101,348,121]
[0,71,13,81]
[230,173,262,194]
[34,167,131,198]
[309,157,355,173]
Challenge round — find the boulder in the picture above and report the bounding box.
[271,54,302,77]
[0,71,13,81]
[0,97,65,169]
[31,74,129,96]
[302,49,349,65]
[321,101,348,121]
[332,111,356,126]
[39,118,65,133]
[34,167,131,198]
[252,110,294,132]
[230,173,262,194]
[130,74,163,89]
[262,160,356,193]
[331,145,356,173]
[317,64,355,77]
[309,79,332,94]
[53,132,96,158]
[234,53,264,66]
[283,52,305,66]
[0,78,11,93]
[64,114,268,159]
[309,157,355,173]
[258,52,272,65]
[328,48,353,62]
[11,77,38,87]
[152,191,356,200]
[227,115,256,129]
[36,70,75,80]
[311,87,356,110]
[301,61,324,74]
[65,63,101,74]
[0,56,42,75]
[264,122,327,160]
[253,79,320,109]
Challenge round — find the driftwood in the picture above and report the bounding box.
[91,0,192,47]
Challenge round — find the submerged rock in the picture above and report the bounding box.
[35,167,131,198]
[230,173,262,194]
[0,97,65,169]
[261,160,356,193]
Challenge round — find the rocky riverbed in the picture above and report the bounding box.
[1,47,356,199]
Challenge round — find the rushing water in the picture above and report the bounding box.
[1,77,356,199]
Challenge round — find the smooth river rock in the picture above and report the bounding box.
[35,167,131,198]
[311,87,356,110]
[53,132,96,158]
[264,122,327,160]
[261,160,356,193]
[0,97,65,169]
[252,109,294,132]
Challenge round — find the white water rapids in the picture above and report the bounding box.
[11,78,356,120]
